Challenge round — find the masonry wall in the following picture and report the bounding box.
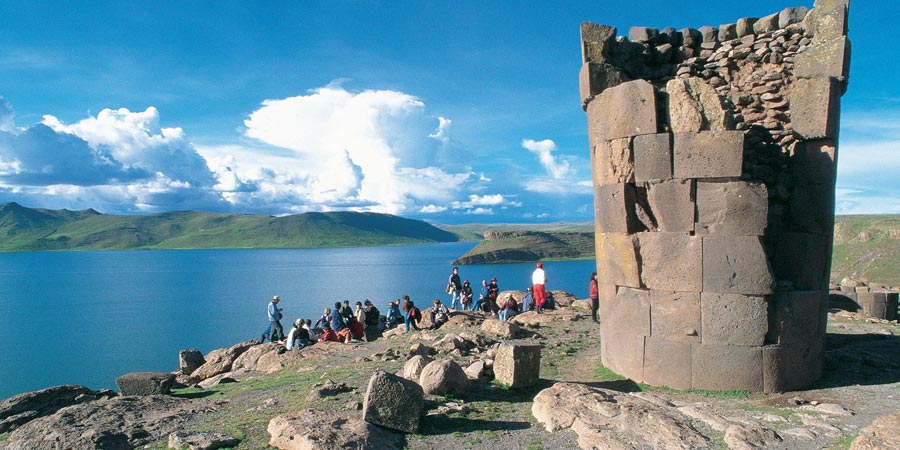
[583,0,850,392]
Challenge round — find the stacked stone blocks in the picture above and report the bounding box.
[585,0,850,392]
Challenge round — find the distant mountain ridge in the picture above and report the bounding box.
[451,230,594,265]
[0,202,459,251]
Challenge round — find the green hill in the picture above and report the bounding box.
[831,214,900,286]
[451,230,594,265]
[0,202,459,251]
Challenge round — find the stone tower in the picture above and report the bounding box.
[583,0,850,392]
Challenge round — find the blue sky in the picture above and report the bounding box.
[0,1,896,224]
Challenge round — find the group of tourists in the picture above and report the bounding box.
[258,261,603,352]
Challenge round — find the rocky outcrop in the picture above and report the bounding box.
[115,371,176,396]
[850,411,900,450]
[362,371,424,433]
[532,382,709,449]
[189,339,257,383]
[1,395,207,450]
[481,319,521,339]
[178,349,205,375]
[168,431,240,450]
[267,410,403,450]
[0,385,112,434]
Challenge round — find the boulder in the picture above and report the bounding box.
[190,340,257,383]
[532,383,709,449]
[549,290,577,307]
[509,308,583,326]
[481,319,520,339]
[362,371,424,434]
[231,342,281,372]
[178,349,205,376]
[399,355,433,381]
[268,410,403,450]
[0,385,101,433]
[197,372,238,390]
[433,334,471,354]
[465,360,489,380]
[1,395,205,449]
[850,411,900,450]
[418,359,470,396]
[408,343,432,357]
[494,342,541,388]
[168,431,240,450]
[115,372,176,396]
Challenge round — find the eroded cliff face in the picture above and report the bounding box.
[583,0,850,392]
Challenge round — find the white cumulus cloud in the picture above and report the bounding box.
[522,138,570,179]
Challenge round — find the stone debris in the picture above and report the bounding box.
[267,409,403,450]
[850,411,900,450]
[168,431,240,450]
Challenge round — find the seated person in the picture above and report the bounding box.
[303,319,318,342]
[285,318,310,350]
[499,295,519,322]
[386,300,404,328]
[337,316,366,343]
[318,322,339,343]
[429,298,450,330]
[521,287,535,312]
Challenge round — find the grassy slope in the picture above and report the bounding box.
[0,203,458,251]
[451,232,595,264]
[831,214,900,286]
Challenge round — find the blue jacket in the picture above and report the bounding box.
[330,308,346,331]
[268,301,282,322]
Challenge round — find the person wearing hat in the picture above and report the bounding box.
[267,295,285,341]
[532,262,547,313]
[487,277,500,316]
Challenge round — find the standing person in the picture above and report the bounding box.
[267,295,285,341]
[532,262,547,314]
[461,280,473,311]
[402,296,421,332]
[477,280,489,312]
[447,267,463,310]
[363,299,382,341]
[331,301,346,331]
[429,298,450,329]
[487,277,500,316]
[589,271,599,323]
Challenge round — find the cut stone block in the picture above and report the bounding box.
[612,287,652,336]
[629,26,659,43]
[600,331,645,382]
[595,232,642,288]
[699,26,717,44]
[753,13,780,34]
[692,344,763,391]
[115,372,175,396]
[695,181,768,236]
[702,236,774,295]
[807,0,850,41]
[647,179,694,232]
[778,7,809,28]
[638,232,702,292]
[580,62,629,107]
[581,22,618,63]
[600,287,650,379]
[594,183,640,233]
[650,290,700,342]
[718,24,737,43]
[763,342,823,393]
[795,36,851,83]
[593,138,634,185]
[666,78,733,133]
[791,77,841,140]
[633,133,672,182]
[643,339,692,390]
[791,139,837,186]
[587,79,658,143]
[673,131,744,179]
[736,18,758,38]
[772,233,828,290]
[494,342,542,388]
[767,291,822,346]
[680,28,701,48]
[700,293,767,346]
[788,183,835,235]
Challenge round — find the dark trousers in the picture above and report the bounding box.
[591,297,599,322]
[269,320,284,341]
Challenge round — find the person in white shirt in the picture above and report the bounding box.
[532,262,547,314]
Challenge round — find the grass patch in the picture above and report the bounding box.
[594,362,627,381]
[0,433,8,442]
[827,433,857,450]
[526,439,544,450]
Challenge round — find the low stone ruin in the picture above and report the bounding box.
[831,278,900,321]
[583,0,850,392]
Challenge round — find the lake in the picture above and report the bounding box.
[0,242,597,399]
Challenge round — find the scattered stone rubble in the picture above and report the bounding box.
[582,0,851,392]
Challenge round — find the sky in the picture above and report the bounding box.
[0,1,896,224]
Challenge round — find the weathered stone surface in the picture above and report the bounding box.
[789,183,835,235]
[601,288,650,380]
[673,131,744,179]
[178,349,205,376]
[700,293,767,346]
[532,383,709,449]
[718,24,737,42]
[509,308,583,326]
[362,370,424,434]
[699,26,717,43]
[650,290,700,342]
[778,7,809,29]
[593,137,634,184]
[595,232,642,288]
[116,371,176,396]
[494,342,541,388]
[795,36,850,82]
[0,385,99,434]
[681,28,701,47]
[850,411,900,450]
[191,340,257,383]
[736,18,758,38]
[702,236,774,295]
[629,26,658,43]
[268,409,402,450]
[791,139,837,185]
[587,79,657,143]
[807,0,849,41]
[647,179,694,232]
[638,232,702,291]
[773,233,828,290]
[695,181,768,236]
[168,431,240,450]
[666,78,733,133]
[480,318,520,339]
[418,359,469,396]
[791,76,841,139]
[763,342,823,393]
[399,355,433,381]
[581,22,617,63]
[753,13,780,34]
[768,291,822,346]
[724,424,783,450]
[464,360,488,380]
[692,343,763,391]
[633,133,672,182]
[2,395,204,450]
[580,62,628,106]
[643,339,692,389]
[595,183,641,233]
[232,342,281,372]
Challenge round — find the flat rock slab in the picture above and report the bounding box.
[850,411,900,450]
[0,384,97,433]
[268,409,403,450]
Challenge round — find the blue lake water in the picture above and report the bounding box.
[0,243,596,399]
